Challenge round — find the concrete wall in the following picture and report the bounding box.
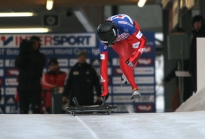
[104,5,162,32]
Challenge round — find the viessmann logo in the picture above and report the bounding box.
[6,69,19,76]
[0,36,13,46]
[136,104,154,112]
[144,46,152,53]
[137,58,153,65]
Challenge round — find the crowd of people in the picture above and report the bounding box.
[14,36,102,114]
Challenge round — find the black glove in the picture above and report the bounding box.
[126,59,134,67]
[102,93,109,105]
[94,100,103,105]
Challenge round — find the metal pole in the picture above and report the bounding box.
[180,40,184,104]
[178,0,182,28]
[200,0,205,17]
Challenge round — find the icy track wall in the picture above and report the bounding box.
[176,38,205,112]
[175,87,205,112]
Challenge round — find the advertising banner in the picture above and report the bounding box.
[0,32,155,113]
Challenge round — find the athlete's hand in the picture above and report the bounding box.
[126,59,134,67]
[96,96,102,102]
[94,96,103,105]
[101,93,109,105]
[62,96,68,104]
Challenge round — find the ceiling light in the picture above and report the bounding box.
[0,12,35,17]
[46,0,54,10]
[0,28,50,33]
[138,0,147,7]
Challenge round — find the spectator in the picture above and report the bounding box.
[189,15,205,93]
[62,50,102,106]
[15,37,46,114]
[41,58,67,113]
[0,85,1,102]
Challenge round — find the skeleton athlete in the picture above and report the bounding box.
[97,14,147,102]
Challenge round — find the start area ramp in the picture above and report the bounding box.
[0,112,205,139]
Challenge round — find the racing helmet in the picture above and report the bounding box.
[97,21,118,45]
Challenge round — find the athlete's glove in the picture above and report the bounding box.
[126,59,134,67]
[101,93,109,105]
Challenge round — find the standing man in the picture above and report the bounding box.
[189,15,205,93]
[41,58,67,113]
[0,85,2,102]
[97,14,147,102]
[15,37,46,114]
[62,50,102,106]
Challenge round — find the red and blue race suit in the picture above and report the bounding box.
[99,14,147,97]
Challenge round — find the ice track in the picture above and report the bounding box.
[0,112,205,139]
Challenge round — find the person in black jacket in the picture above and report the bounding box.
[0,85,2,102]
[15,36,46,114]
[189,15,205,93]
[62,50,102,106]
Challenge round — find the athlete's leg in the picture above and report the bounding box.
[119,52,141,100]
[112,39,138,90]
[119,58,138,90]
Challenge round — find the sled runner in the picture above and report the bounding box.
[65,97,117,116]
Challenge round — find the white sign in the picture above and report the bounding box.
[112,86,154,94]
[113,76,154,84]
[5,78,18,86]
[57,59,68,66]
[0,69,3,76]
[197,38,205,92]
[69,59,90,66]
[5,87,16,95]
[112,58,120,66]
[5,59,15,67]
[0,60,3,67]
[134,67,154,75]
[5,106,18,113]
[112,95,155,103]
[135,76,154,84]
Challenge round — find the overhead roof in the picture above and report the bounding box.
[0,0,157,9]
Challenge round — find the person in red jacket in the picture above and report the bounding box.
[41,58,67,113]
